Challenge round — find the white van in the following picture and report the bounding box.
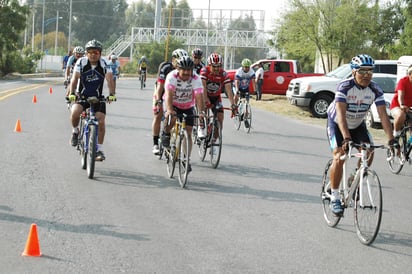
[397,55,412,83]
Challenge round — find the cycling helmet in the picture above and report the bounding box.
[241,58,252,67]
[176,56,194,70]
[111,54,117,60]
[85,39,103,52]
[350,54,375,69]
[208,53,223,66]
[73,46,85,54]
[192,48,203,58]
[141,55,146,60]
[172,48,188,59]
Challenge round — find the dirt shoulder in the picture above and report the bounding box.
[249,94,387,142]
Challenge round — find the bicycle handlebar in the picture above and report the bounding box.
[339,142,386,161]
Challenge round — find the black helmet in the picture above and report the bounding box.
[85,39,103,51]
[192,48,203,58]
[176,56,194,70]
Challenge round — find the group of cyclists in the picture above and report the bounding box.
[63,40,410,219]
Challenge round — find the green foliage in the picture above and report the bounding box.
[0,0,29,75]
[274,0,406,72]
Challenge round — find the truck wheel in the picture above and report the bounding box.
[310,94,333,118]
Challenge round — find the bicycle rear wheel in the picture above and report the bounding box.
[87,124,97,179]
[210,120,222,169]
[387,134,406,174]
[178,130,190,188]
[320,159,341,227]
[354,169,382,245]
[243,103,252,133]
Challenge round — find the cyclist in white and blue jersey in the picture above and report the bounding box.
[326,54,395,216]
[234,58,256,104]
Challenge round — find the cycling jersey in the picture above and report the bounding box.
[107,59,120,76]
[327,78,386,129]
[200,66,231,97]
[156,61,174,84]
[165,69,203,110]
[74,57,111,98]
[390,76,412,109]
[194,62,205,75]
[235,67,255,91]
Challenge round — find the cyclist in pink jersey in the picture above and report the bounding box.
[161,56,206,172]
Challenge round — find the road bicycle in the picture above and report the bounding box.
[320,142,385,245]
[233,95,252,133]
[386,110,412,174]
[139,70,146,90]
[195,104,231,169]
[76,96,114,179]
[164,113,192,188]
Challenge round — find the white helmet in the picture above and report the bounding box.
[111,54,118,60]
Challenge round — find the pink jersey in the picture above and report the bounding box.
[164,70,203,109]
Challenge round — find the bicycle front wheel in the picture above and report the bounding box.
[178,130,190,188]
[87,124,97,179]
[210,120,222,169]
[243,103,252,133]
[354,169,382,245]
[79,119,87,170]
[386,135,406,174]
[233,106,241,130]
[320,159,341,227]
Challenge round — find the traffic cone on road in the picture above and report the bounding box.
[14,119,22,132]
[49,87,53,94]
[22,223,42,257]
[32,95,37,103]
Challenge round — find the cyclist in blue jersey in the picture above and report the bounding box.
[67,39,117,161]
[191,48,205,75]
[234,58,256,104]
[326,54,396,216]
[107,54,121,89]
[64,46,85,96]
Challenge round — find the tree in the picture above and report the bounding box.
[0,0,32,75]
[387,0,412,58]
[273,0,403,73]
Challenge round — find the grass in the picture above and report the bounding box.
[249,94,387,142]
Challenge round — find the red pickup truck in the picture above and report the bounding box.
[226,59,323,95]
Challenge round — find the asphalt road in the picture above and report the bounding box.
[0,77,411,273]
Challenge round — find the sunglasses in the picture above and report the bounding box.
[357,69,373,75]
[87,50,100,55]
[212,65,221,68]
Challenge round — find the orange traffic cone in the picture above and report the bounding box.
[14,119,22,132]
[32,95,37,103]
[49,87,53,94]
[22,223,42,257]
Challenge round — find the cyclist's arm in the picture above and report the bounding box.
[69,71,80,95]
[335,101,350,141]
[165,87,175,114]
[201,78,210,105]
[224,81,235,105]
[156,81,165,102]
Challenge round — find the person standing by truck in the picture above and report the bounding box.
[255,63,264,100]
[390,64,412,139]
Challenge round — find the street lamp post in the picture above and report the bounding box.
[54,11,62,55]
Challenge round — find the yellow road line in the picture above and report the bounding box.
[0,82,54,101]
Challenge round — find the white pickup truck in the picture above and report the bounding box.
[286,60,397,118]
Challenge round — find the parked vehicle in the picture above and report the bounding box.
[396,55,412,83]
[286,60,397,118]
[365,73,397,128]
[226,59,323,95]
